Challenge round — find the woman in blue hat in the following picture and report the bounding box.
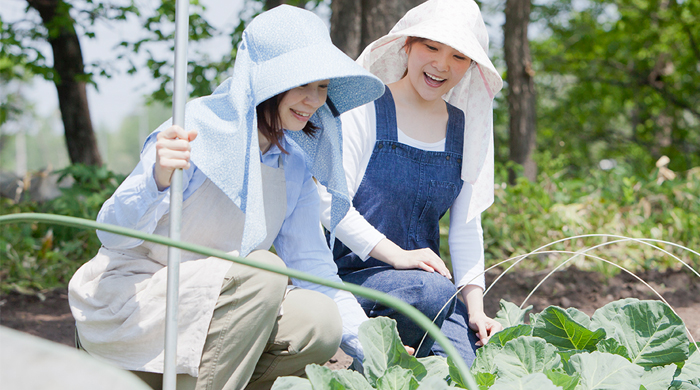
[318,0,503,366]
[68,6,383,390]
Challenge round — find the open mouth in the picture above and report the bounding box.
[424,72,446,87]
[291,108,311,120]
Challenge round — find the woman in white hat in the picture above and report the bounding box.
[318,0,503,365]
[68,5,383,389]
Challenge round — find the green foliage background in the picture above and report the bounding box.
[435,161,700,279]
[0,165,124,294]
[2,161,698,295]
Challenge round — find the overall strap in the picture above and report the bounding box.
[373,87,399,142]
[444,102,465,155]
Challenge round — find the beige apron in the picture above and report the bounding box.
[69,158,287,377]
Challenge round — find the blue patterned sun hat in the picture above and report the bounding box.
[153,5,384,255]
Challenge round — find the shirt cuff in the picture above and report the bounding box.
[340,334,364,362]
[456,272,485,290]
[145,164,170,199]
[357,231,386,261]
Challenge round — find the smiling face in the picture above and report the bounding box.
[404,38,472,102]
[278,80,330,131]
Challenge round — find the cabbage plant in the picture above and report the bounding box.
[272,298,700,389]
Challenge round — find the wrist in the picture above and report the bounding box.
[369,238,402,266]
[153,166,172,192]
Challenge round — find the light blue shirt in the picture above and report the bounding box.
[96,133,366,360]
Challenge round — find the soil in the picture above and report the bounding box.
[2,266,699,371]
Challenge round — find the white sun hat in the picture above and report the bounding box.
[356,0,503,222]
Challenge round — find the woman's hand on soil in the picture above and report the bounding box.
[369,239,451,279]
[154,125,198,191]
[468,312,503,347]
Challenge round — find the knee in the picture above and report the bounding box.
[246,250,288,299]
[289,290,342,361]
[409,274,457,318]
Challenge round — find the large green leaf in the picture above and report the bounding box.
[669,381,700,390]
[333,370,375,390]
[489,325,533,347]
[271,376,313,390]
[565,307,591,328]
[677,350,700,385]
[495,300,532,328]
[568,351,644,390]
[494,336,562,380]
[640,365,676,390]
[415,376,451,390]
[376,366,418,390]
[596,338,630,359]
[590,299,689,367]
[490,373,561,390]
[589,299,649,334]
[558,349,587,366]
[359,318,427,385]
[416,356,449,383]
[470,343,503,376]
[448,355,470,389]
[533,306,606,351]
[545,368,579,390]
[473,372,496,390]
[300,364,374,390]
[305,364,345,390]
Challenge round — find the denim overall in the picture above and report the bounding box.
[331,88,479,364]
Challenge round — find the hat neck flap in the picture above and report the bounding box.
[151,5,383,255]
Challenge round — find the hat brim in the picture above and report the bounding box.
[254,43,385,115]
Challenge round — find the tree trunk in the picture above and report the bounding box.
[330,0,424,59]
[26,0,102,166]
[504,0,536,183]
[263,0,310,11]
[264,0,287,10]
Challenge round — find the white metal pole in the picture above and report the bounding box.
[163,0,189,388]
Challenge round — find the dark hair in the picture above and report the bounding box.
[256,91,318,154]
[400,37,427,78]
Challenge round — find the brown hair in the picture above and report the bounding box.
[256,91,318,154]
[403,36,427,52]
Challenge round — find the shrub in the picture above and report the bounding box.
[0,164,124,295]
[439,164,700,276]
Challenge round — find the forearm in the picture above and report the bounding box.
[460,284,485,317]
[368,238,402,266]
[96,162,168,248]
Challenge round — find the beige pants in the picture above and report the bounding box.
[133,251,343,390]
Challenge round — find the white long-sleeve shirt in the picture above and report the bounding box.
[318,102,486,289]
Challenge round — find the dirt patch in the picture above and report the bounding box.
[2,266,698,371]
[482,266,700,342]
[0,291,75,346]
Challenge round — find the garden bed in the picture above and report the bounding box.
[1,266,698,370]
